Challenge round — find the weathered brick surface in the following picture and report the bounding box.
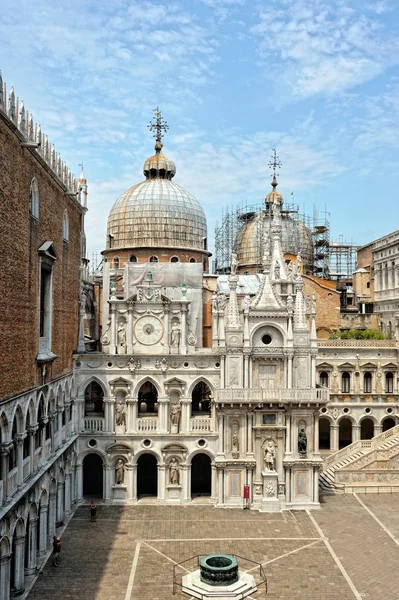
[0,114,82,399]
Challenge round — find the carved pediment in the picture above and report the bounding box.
[360,362,378,370]
[317,362,334,370]
[338,362,355,370]
[164,377,186,394]
[109,377,132,393]
[106,442,133,454]
[381,363,397,370]
[161,442,187,459]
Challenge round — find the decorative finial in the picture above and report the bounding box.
[268,148,282,188]
[148,107,169,153]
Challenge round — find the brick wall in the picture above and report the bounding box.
[0,115,83,400]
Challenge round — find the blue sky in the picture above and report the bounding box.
[1,0,399,262]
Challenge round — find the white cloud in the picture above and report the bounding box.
[251,0,399,97]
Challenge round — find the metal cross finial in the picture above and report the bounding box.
[147,107,169,141]
[268,148,282,178]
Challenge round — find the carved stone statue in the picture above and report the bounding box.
[230,252,238,275]
[287,261,294,281]
[128,357,141,372]
[217,293,227,312]
[170,322,181,347]
[155,357,168,372]
[170,403,181,430]
[298,427,307,455]
[117,322,126,346]
[169,457,180,485]
[296,251,302,275]
[264,439,276,471]
[286,294,294,313]
[232,432,239,453]
[115,459,125,484]
[243,295,251,313]
[212,293,218,312]
[115,402,126,429]
[110,281,117,297]
[274,261,281,280]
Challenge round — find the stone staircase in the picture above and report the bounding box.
[320,424,399,494]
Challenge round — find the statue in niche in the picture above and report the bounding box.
[264,439,276,471]
[115,459,125,484]
[170,322,181,347]
[295,251,302,275]
[115,402,126,430]
[117,322,126,346]
[232,432,239,454]
[286,294,294,313]
[298,427,307,455]
[169,457,180,485]
[230,252,238,275]
[274,261,281,280]
[170,403,181,430]
[110,281,117,297]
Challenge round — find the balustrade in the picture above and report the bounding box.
[84,417,105,432]
[137,418,159,433]
[216,387,328,404]
[190,417,212,433]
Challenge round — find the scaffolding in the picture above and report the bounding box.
[214,198,357,281]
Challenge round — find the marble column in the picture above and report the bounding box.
[246,413,253,455]
[56,482,65,525]
[12,534,25,595]
[313,470,319,504]
[180,304,188,353]
[75,465,83,503]
[287,354,293,388]
[352,425,360,443]
[25,517,38,575]
[38,504,48,560]
[331,426,339,451]
[104,466,112,501]
[109,304,117,355]
[217,468,224,506]
[47,492,56,543]
[158,398,168,434]
[0,552,11,600]
[211,464,217,502]
[285,414,292,454]
[244,354,249,388]
[131,464,137,501]
[285,469,291,503]
[180,399,191,434]
[220,355,225,387]
[28,427,37,474]
[126,306,133,354]
[374,425,382,436]
[127,399,137,433]
[313,412,320,454]
[65,474,71,515]
[15,435,25,489]
[104,398,114,433]
[181,465,190,502]
[217,415,224,454]
[0,447,10,504]
[158,465,166,501]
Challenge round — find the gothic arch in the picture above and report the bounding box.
[0,535,10,557]
[0,411,9,442]
[10,404,24,435]
[28,502,38,521]
[336,414,355,426]
[133,376,162,398]
[39,489,48,507]
[78,376,108,398]
[35,393,46,423]
[187,377,215,398]
[10,517,25,540]
[24,398,36,427]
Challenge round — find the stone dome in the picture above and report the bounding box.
[106,141,207,252]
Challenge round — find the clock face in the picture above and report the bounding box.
[134,315,163,345]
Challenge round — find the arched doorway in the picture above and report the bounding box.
[339,418,352,449]
[360,418,374,440]
[382,417,396,432]
[319,418,331,450]
[83,454,103,497]
[191,454,211,497]
[84,382,104,416]
[137,454,158,497]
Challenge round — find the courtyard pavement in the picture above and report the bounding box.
[26,494,399,600]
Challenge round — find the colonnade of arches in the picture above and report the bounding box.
[82,451,213,501]
[318,415,397,451]
[319,370,396,394]
[0,459,76,600]
[83,379,212,418]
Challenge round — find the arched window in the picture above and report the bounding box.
[130,255,137,263]
[189,258,196,263]
[170,256,179,263]
[319,371,329,388]
[364,372,372,393]
[63,209,69,242]
[342,372,350,393]
[385,372,394,393]
[84,382,105,416]
[191,382,211,414]
[29,178,39,219]
[113,256,119,269]
[149,256,158,263]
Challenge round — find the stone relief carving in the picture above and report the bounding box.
[137,286,160,303]
[101,316,111,346]
[155,358,168,372]
[254,484,263,495]
[128,357,141,372]
[265,482,276,498]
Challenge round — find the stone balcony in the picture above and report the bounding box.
[215,388,329,405]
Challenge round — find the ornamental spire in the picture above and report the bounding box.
[147,107,169,154]
[268,148,282,189]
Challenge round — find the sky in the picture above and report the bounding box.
[1,0,399,265]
